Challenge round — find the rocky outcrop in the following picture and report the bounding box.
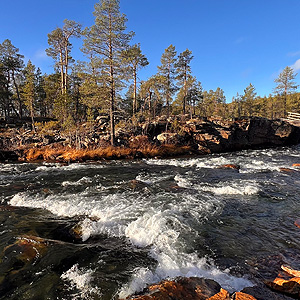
[1,116,300,162]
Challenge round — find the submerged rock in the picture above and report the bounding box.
[279,168,295,173]
[218,164,240,170]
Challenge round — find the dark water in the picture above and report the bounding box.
[1,146,300,299]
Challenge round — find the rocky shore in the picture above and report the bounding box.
[0,116,300,162]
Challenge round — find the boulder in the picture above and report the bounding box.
[122,277,222,300]
[157,132,179,144]
[0,150,19,161]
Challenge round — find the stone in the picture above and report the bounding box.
[232,292,257,300]
[281,265,300,277]
[294,219,300,228]
[208,288,230,299]
[157,132,179,144]
[122,277,222,300]
[265,277,300,297]
[218,164,240,170]
[279,168,295,173]
[242,285,293,300]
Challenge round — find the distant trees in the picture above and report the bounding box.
[241,83,257,117]
[274,66,298,117]
[1,0,300,138]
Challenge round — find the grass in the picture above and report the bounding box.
[22,142,193,162]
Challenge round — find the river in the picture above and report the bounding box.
[1,146,300,299]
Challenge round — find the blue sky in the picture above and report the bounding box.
[1,0,300,101]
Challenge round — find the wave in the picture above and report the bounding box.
[61,264,101,299]
[9,191,253,297]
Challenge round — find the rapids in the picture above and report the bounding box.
[1,146,300,299]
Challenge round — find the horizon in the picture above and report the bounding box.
[1,0,300,102]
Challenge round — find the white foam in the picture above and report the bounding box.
[201,183,259,196]
[62,177,93,187]
[120,210,253,298]
[174,174,193,188]
[35,162,105,173]
[9,187,253,298]
[61,264,101,299]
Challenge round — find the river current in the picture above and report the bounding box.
[1,146,300,299]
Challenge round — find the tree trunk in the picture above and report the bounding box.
[11,70,22,118]
[133,68,137,116]
[59,51,64,95]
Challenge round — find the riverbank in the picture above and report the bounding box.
[1,116,300,162]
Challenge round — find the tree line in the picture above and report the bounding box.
[0,0,299,145]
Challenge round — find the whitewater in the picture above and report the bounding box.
[1,146,300,299]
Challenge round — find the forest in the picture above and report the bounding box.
[0,0,299,146]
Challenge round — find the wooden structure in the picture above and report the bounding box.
[284,112,300,126]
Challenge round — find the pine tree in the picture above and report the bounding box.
[242,83,257,116]
[46,20,81,95]
[83,0,134,146]
[122,44,148,116]
[22,60,37,131]
[0,39,24,118]
[175,49,193,115]
[274,66,298,117]
[157,44,177,116]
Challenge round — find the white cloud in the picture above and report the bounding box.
[34,49,49,61]
[291,59,300,72]
[234,37,246,45]
[288,51,300,57]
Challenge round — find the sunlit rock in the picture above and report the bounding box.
[122,277,222,300]
[207,288,230,299]
[281,265,300,277]
[266,277,300,297]
[218,164,240,170]
[232,292,257,300]
[122,277,258,300]
[279,167,295,173]
[157,132,179,144]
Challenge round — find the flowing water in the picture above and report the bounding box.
[1,146,300,299]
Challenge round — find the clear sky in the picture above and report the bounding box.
[1,0,300,102]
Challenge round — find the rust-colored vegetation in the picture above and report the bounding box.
[22,139,192,162]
